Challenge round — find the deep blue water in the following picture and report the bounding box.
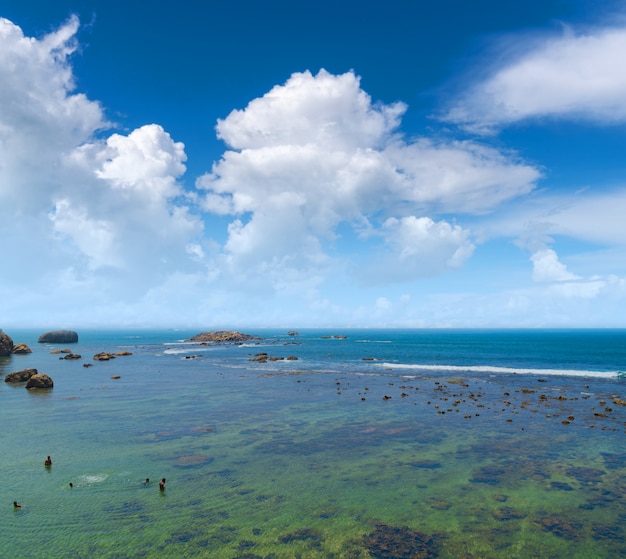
[1,328,626,558]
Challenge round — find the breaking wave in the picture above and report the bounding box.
[380,362,624,379]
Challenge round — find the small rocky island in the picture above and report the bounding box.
[38,330,79,344]
[186,330,260,343]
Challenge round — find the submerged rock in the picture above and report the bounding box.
[38,330,78,344]
[26,373,54,389]
[186,330,260,343]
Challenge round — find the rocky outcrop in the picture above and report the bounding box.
[186,330,260,343]
[5,368,38,383]
[26,373,54,389]
[0,330,14,357]
[38,330,78,344]
[11,343,32,355]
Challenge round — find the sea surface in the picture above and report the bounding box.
[1,328,626,558]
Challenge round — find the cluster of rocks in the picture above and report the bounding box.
[1,329,80,358]
[50,349,82,360]
[1,328,133,388]
[4,368,53,389]
[0,331,32,357]
[250,352,299,363]
[93,351,132,361]
[186,330,260,343]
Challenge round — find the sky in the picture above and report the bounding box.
[2,0,626,328]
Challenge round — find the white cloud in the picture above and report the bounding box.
[94,124,187,197]
[0,17,204,307]
[444,25,626,131]
[0,16,106,214]
[359,216,474,284]
[4,16,623,328]
[199,69,539,289]
[216,69,406,151]
[531,248,579,282]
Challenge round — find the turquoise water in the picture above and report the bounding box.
[1,329,626,558]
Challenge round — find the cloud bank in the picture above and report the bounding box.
[2,15,625,327]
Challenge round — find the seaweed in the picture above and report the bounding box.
[364,522,440,559]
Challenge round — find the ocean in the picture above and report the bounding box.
[1,328,626,558]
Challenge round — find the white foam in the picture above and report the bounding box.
[380,362,622,379]
[78,473,109,484]
[164,346,215,355]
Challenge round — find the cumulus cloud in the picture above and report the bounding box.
[199,69,539,286]
[0,17,204,304]
[0,16,106,213]
[358,216,474,284]
[444,25,626,131]
[216,69,406,151]
[55,124,199,274]
[531,248,579,282]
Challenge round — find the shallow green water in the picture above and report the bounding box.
[2,332,626,558]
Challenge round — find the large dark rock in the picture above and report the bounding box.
[38,330,78,344]
[0,330,14,357]
[26,373,54,389]
[5,368,38,383]
[186,330,260,343]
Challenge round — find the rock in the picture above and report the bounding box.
[38,330,78,344]
[287,330,299,336]
[5,368,38,383]
[93,352,116,361]
[0,330,14,357]
[250,352,268,363]
[61,353,82,360]
[11,343,32,355]
[186,330,260,343]
[26,373,54,389]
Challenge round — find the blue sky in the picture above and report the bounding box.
[2,0,626,328]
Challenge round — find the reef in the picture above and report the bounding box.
[364,523,439,559]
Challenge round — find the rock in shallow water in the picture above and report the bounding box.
[5,368,38,383]
[26,373,54,389]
